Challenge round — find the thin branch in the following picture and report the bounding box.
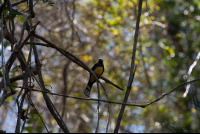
[20,92,31,133]
[0,22,40,107]
[28,95,50,133]
[183,51,200,97]
[8,0,15,50]
[59,60,71,133]
[0,0,6,91]
[8,77,200,108]
[15,90,28,133]
[114,0,143,132]
[139,43,152,88]
[32,43,70,133]
[95,82,100,133]
[11,0,26,7]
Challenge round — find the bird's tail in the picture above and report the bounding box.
[84,82,93,97]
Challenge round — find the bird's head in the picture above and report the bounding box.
[98,59,103,63]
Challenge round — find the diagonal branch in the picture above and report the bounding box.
[32,43,70,133]
[114,0,143,133]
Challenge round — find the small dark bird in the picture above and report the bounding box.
[84,59,104,97]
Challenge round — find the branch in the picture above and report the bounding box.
[0,22,40,107]
[11,0,26,7]
[32,43,70,133]
[9,77,200,108]
[0,0,8,14]
[114,0,143,132]
[15,90,28,133]
[28,94,50,133]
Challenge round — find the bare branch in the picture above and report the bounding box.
[11,0,26,7]
[32,42,70,133]
[9,77,200,108]
[114,0,143,132]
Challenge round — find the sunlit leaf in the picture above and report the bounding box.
[17,15,27,22]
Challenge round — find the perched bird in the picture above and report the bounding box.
[84,59,104,97]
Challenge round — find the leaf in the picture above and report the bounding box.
[36,126,43,133]
[17,15,27,22]
[32,77,35,82]
[81,55,89,61]
[44,88,51,93]
[12,65,19,71]
[11,82,18,86]
[4,40,10,48]
[3,7,9,14]
[110,27,119,36]
[12,9,22,15]
[24,126,33,133]
[29,109,38,116]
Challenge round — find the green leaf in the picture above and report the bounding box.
[4,40,10,48]
[36,126,43,133]
[32,77,35,82]
[12,65,19,71]
[17,15,27,22]
[24,126,33,133]
[11,82,18,86]
[7,96,13,101]
[44,88,51,93]
[12,9,22,15]
[3,7,9,14]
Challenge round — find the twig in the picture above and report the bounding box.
[183,51,200,97]
[9,77,200,108]
[101,82,110,133]
[28,95,50,133]
[114,0,143,132]
[139,43,151,88]
[15,90,28,133]
[0,0,6,91]
[32,42,70,133]
[95,82,100,133]
[11,0,26,7]
[59,61,71,133]
[0,22,39,107]
[8,0,15,50]
[20,92,31,133]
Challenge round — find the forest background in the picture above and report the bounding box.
[0,0,200,133]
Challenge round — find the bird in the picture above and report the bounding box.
[84,59,104,97]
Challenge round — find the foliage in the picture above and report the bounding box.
[0,0,200,133]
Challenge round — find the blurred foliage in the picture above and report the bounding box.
[1,0,200,133]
